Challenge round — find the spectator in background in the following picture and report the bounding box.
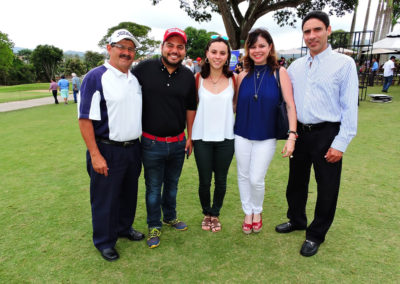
[382,56,396,93]
[194,57,202,73]
[234,54,243,74]
[49,78,59,104]
[185,58,195,73]
[71,73,81,103]
[57,75,69,104]
[368,58,378,86]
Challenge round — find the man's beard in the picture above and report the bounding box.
[162,55,183,68]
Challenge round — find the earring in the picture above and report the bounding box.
[205,58,209,63]
[225,60,229,66]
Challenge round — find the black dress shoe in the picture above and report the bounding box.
[275,222,304,233]
[119,228,145,241]
[100,248,119,262]
[300,240,320,257]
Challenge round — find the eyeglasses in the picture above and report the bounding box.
[111,43,136,53]
[211,35,229,41]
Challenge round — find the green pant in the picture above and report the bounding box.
[193,139,234,217]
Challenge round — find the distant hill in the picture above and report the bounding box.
[64,50,85,58]
[12,46,85,58]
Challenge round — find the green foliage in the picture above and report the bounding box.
[6,57,36,85]
[151,0,356,49]
[84,51,105,71]
[17,48,33,63]
[64,57,86,77]
[98,22,161,59]
[185,26,216,60]
[0,31,15,84]
[329,29,351,49]
[393,0,400,27]
[31,45,63,81]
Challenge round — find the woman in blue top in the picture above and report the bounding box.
[234,28,297,234]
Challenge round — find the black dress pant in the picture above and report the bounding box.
[286,122,342,244]
[193,139,234,217]
[87,141,141,250]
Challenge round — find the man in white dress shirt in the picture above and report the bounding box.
[275,11,359,257]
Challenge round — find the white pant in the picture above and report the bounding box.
[235,135,276,215]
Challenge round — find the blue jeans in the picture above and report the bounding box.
[382,76,393,91]
[73,89,79,103]
[141,136,186,228]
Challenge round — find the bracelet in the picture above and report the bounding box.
[287,138,296,141]
[287,130,298,138]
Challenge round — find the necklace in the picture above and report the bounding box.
[253,67,268,101]
[256,66,268,79]
[209,74,223,85]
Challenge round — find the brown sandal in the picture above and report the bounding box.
[210,217,221,233]
[202,215,211,231]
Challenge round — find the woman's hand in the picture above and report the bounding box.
[281,138,295,158]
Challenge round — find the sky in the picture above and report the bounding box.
[0,0,380,53]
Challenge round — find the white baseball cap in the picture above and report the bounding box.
[108,29,141,48]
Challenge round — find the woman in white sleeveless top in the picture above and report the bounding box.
[192,36,238,232]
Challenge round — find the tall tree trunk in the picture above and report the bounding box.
[349,1,359,46]
[381,0,393,39]
[361,0,372,45]
[373,0,383,42]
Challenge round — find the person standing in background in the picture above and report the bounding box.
[58,75,69,104]
[71,73,81,103]
[49,78,59,104]
[382,56,396,93]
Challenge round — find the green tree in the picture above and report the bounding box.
[392,0,400,29]
[17,48,33,63]
[0,31,15,84]
[151,0,356,49]
[64,57,86,77]
[84,51,105,71]
[329,29,351,49]
[185,27,217,59]
[7,57,36,85]
[31,45,63,81]
[98,22,161,59]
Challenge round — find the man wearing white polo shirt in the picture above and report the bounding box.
[78,29,144,261]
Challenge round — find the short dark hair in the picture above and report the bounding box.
[61,75,65,79]
[390,56,396,60]
[302,11,330,29]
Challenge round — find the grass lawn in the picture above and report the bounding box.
[0,86,399,283]
[0,83,73,103]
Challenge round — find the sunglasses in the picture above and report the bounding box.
[211,35,229,41]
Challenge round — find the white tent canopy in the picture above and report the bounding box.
[373,28,400,50]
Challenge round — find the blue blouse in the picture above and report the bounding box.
[234,65,280,140]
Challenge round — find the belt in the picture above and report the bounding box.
[298,121,340,132]
[142,131,185,143]
[96,137,139,147]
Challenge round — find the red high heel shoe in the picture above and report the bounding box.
[242,222,253,234]
[252,214,262,233]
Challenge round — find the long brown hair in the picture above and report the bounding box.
[243,28,279,75]
[200,37,233,79]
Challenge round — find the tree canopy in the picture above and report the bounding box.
[0,31,15,84]
[84,51,105,71]
[98,22,161,59]
[185,27,217,59]
[151,0,356,49]
[31,45,63,81]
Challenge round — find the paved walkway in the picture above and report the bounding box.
[0,95,74,112]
